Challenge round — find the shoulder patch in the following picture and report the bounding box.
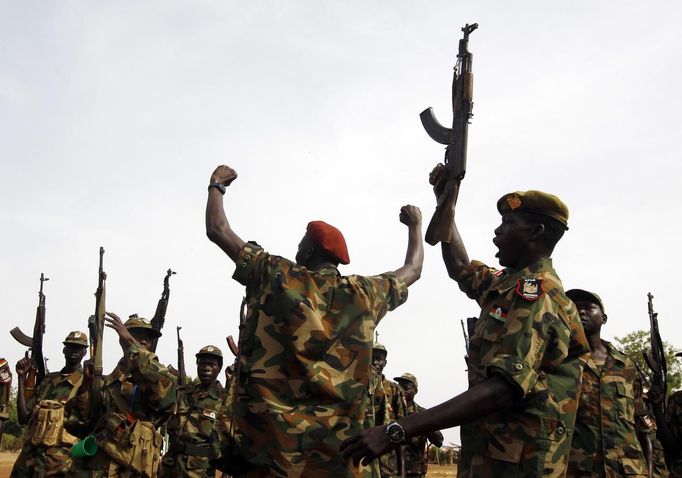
[515,278,544,301]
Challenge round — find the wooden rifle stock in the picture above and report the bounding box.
[89,247,106,419]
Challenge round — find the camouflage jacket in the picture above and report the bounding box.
[456,258,589,477]
[567,342,648,477]
[162,380,224,474]
[396,402,444,477]
[666,390,682,477]
[223,242,408,477]
[66,342,176,440]
[11,368,83,478]
[366,370,405,477]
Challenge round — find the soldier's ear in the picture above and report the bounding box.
[602,314,608,324]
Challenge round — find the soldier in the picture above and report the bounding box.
[0,358,11,445]
[10,331,88,478]
[367,344,405,478]
[65,313,176,477]
[342,167,589,477]
[393,373,443,478]
[564,289,659,477]
[161,345,225,477]
[651,351,682,477]
[205,164,423,477]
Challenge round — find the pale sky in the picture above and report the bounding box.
[2,1,681,446]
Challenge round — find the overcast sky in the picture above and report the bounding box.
[2,1,681,446]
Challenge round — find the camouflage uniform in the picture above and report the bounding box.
[66,341,176,477]
[455,258,589,477]
[215,242,408,477]
[365,366,405,477]
[394,402,443,478]
[665,390,682,477]
[0,358,11,436]
[567,342,649,477]
[11,368,84,477]
[160,380,224,477]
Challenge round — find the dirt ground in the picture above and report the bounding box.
[0,453,456,477]
[0,453,17,478]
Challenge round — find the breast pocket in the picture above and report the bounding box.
[614,381,636,423]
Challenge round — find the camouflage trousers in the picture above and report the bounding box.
[10,442,74,477]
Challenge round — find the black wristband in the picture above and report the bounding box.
[208,183,226,195]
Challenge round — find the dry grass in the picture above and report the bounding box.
[426,464,458,476]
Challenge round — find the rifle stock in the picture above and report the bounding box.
[150,269,176,353]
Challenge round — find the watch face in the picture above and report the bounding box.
[387,423,404,443]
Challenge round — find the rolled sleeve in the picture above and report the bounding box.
[457,260,497,304]
[487,354,538,397]
[357,273,409,323]
[232,242,266,287]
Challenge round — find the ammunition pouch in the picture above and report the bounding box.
[28,399,78,447]
[100,413,162,478]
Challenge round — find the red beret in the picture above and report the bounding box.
[306,221,350,265]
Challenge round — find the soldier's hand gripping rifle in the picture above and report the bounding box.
[421,23,478,246]
[643,293,667,411]
[88,247,106,418]
[176,326,186,386]
[10,273,49,399]
[150,269,176,353]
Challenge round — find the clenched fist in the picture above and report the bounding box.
[210,165,238,187]
[399,205,422,227]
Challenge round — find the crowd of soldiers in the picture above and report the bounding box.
[0,163,680,478]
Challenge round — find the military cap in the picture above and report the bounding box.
[372,342,387,353]
[196,345,223,359]
[124,314,162,338]
[306,220,350,265]
[676,351,682,358]
[63,331,88,347]
[565,289,605,314]
[394,372,418,389]
[497,190,569,228]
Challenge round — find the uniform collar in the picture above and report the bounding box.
[57,366,83,386]
[494,258,554,293]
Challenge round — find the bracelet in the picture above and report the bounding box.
[208,183,226,195]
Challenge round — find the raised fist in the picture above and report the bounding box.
[399,205,422,227]
[210,165,238,187]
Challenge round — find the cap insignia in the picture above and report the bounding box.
[507,194,522,210]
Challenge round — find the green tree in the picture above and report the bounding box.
[614,329,682,395]
[1,386,26,451]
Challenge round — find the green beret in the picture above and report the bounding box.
[196,345,223,359]
[372,343,387,353]
[565,289,605,314]
[497,190,569,228]
[63,331,88,347]
[394,372,418,389]
[124,314,162,338]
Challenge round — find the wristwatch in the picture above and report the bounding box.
[208,183,226,195]
[385,421,406,444]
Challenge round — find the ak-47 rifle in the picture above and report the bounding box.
[643,293,667,410]
[150,269,176,353]
[10,273,49,399]
[176,326,186,386]
[88,247,106,418]
[421,23,478,246]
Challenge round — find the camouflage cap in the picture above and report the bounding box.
[196,345,223,359]
[124,314,162,338]
[63,331,88,347]
[372,342,387,353]
[497,190,569,228]
[394,372,418,389]
[565,289,605,314]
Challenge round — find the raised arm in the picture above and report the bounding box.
[392,205,423,287]
[430,164,470,280]
[205,165,246,263]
